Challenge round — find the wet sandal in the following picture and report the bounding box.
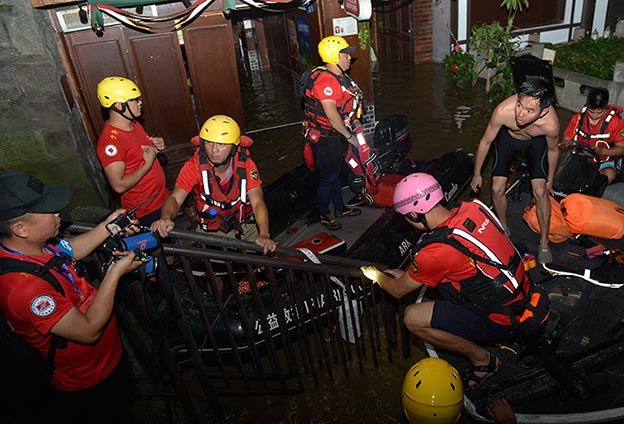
[463,351,501,390]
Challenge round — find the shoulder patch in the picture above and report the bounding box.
[31,295,56,317]
[409,261,418,274]
[323,86,333,97]
[104,144,118,157]
[250,168,259,182]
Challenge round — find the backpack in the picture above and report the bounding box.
[0,256,68,393]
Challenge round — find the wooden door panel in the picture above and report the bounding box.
[183,14,245,129]
[126,31,198,145]
[63,26,132,142]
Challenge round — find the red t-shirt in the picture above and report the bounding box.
[312,71,354,111]
[175,149,262,199]
[97,121,170,217]
[0,242,122,391]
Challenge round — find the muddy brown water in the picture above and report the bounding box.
[153,61,574,423]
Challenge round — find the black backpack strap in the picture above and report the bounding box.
[0,256,69,365]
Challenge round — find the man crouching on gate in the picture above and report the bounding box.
[361,173,550,389]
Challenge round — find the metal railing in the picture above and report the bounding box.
[67,224,413,422]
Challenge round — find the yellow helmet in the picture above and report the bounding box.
[200,115,241,145]
[401,358,464,424]
[318,35,356,65]
[97,76,141,108]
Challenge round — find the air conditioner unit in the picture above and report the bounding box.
[56,5,158,33]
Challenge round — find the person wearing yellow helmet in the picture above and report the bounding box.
[151,115,276,254]
[96,76,170,226]
[302,35,364,230]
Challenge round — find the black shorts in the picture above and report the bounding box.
[431,300,516,343]
[492,127,548,180]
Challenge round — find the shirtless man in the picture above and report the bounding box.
[471,78,560,264]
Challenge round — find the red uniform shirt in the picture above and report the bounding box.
[0,241,122,391]
[97,121,170,217]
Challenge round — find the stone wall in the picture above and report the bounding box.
[0,0,109,218]
[553,67,624,112]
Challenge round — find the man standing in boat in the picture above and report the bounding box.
[301,35,364,230]
[561,87,624,184]
[151,115,276,254]
[362,173,549,389]
[471,78,560,264]
[96,76,170,227]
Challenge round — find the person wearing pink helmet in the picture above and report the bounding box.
[362,173,549,390]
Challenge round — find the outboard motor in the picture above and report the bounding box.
[372,114,411,174]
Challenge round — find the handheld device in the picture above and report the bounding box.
[106,192,160,235]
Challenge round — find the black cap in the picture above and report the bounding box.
[0,172,73,220]
[340,45,356,54]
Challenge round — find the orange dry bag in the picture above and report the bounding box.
[561,193,624,239]
[522,195,572,243]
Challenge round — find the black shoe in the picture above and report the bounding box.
[335,208,362,218]
[345,195,365,207]
[320,215,341,230]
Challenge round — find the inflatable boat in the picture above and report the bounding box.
[160,115,474,363]
[426,153,624,423]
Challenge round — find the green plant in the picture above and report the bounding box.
[442,48,475,87]
[470,20,519,102]
[441,0,528,103]
[358,22,370,51]
[550,37,624,80]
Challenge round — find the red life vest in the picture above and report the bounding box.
[344,127,381,195]
[417,201,533,320]
[301,66,364,143]
[195,146,253,234]
[573,104,624,161]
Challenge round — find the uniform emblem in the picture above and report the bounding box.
[105,145,118,157]
[409,261,418,274]
[250,168,259,182]
[31,295,56,317]
[323,86,333,96]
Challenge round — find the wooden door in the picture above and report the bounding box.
[183,14,245,130]
[63,26,199,147]
[375,2,414,62]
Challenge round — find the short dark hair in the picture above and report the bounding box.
[586,87,609,110]
[0,214,32,238]
[518,78,555,110]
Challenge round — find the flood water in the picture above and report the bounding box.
[198,61,575,423]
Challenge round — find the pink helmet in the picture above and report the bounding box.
[393,173,444,215]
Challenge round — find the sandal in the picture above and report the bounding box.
[335,208,362,218]
[463,351,501,390]
[320,215,341,230]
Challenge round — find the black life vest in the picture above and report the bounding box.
[195,147,253,234]
[416,200,528,314]
[301,66,364,143]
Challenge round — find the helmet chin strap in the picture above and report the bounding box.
[406,212,430,230]
[111,101,139,123]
